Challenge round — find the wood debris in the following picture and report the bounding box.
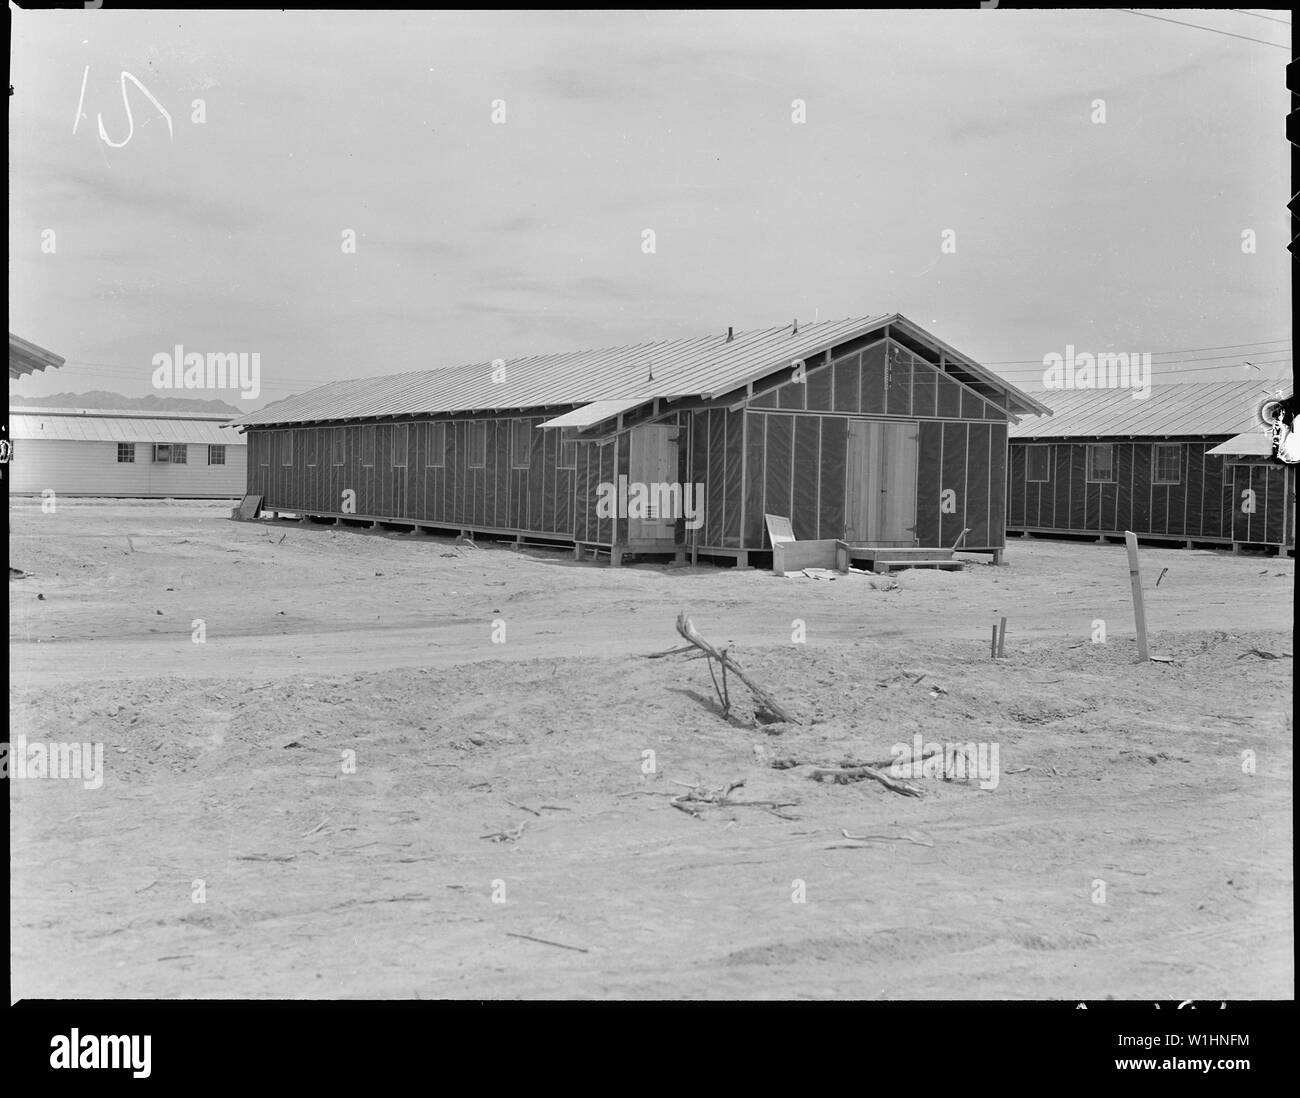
[838,828,934,847]
[758,751,929,796]
[504,931,589,953]
[671,611,799,725]
[480,821,527,843]
[670,779,799,820]
[1237,648,1290,660]
[808,765,923,797]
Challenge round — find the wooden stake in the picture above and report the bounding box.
[991,624,998,659]
[1124,531,1150,662]
[997,617,1007,657]
[504,932,590,954]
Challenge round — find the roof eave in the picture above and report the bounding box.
[887,314,1052,417]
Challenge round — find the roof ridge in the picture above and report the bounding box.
[308,316,870,390]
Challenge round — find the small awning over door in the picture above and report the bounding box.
[1207,431,1272,457]
[538,399,646,430]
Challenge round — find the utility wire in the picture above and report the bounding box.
[984,352,1294,374]
[56,335,1292,373]
[1228,9,1292,27]
[1117,8,1290,49]
[44,350,1294,380]
[981,337,1291,365]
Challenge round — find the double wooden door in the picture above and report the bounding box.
[845,420,918,546]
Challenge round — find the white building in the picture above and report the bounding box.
[7,407,247,498]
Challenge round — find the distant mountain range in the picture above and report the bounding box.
[12,391,243,413]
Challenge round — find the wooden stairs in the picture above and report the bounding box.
[849,546,964,574]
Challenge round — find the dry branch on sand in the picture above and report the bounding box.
[837,828,934,847]
[670,612,800,725]
[670,779,800,820]
[754,749,926,797]
[808,765,923,797]
[480,821,528,843]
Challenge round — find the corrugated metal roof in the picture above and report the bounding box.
[10,406,241,421]
[1206,430,1274,457]
[9,411,246,445]
[1009,381,1288,439]
[9,333,65,378]
[233,313,1049,428]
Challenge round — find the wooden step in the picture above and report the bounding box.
[878,559,965,572]
[850,546,954,563]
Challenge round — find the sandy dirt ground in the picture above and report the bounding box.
[8,497,1294,1000]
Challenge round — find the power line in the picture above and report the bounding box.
[986,355,1292,378]
[980,338,1292,366]
[1117,8,1290,49]
[35,356,1292,395]
[48,331,1295,372]
[57,339,1292,376]
[985,350,1293,373]
[1228,9,1292,27]
[50,346,1295,377]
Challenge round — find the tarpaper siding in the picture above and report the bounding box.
[1007,438,1294,547]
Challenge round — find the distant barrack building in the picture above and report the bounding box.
[230,314,1049,566]
[7,407,247,498]
[1007,381,1294,554]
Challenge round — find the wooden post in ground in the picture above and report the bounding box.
[1124,530,1150,662]
[997,617,1007,658]
[990,624,998,659]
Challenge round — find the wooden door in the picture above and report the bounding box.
[845,422,871,542]
[628,425,678,542]
[845,420,918,546]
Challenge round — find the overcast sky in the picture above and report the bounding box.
[8,8,1292,410]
